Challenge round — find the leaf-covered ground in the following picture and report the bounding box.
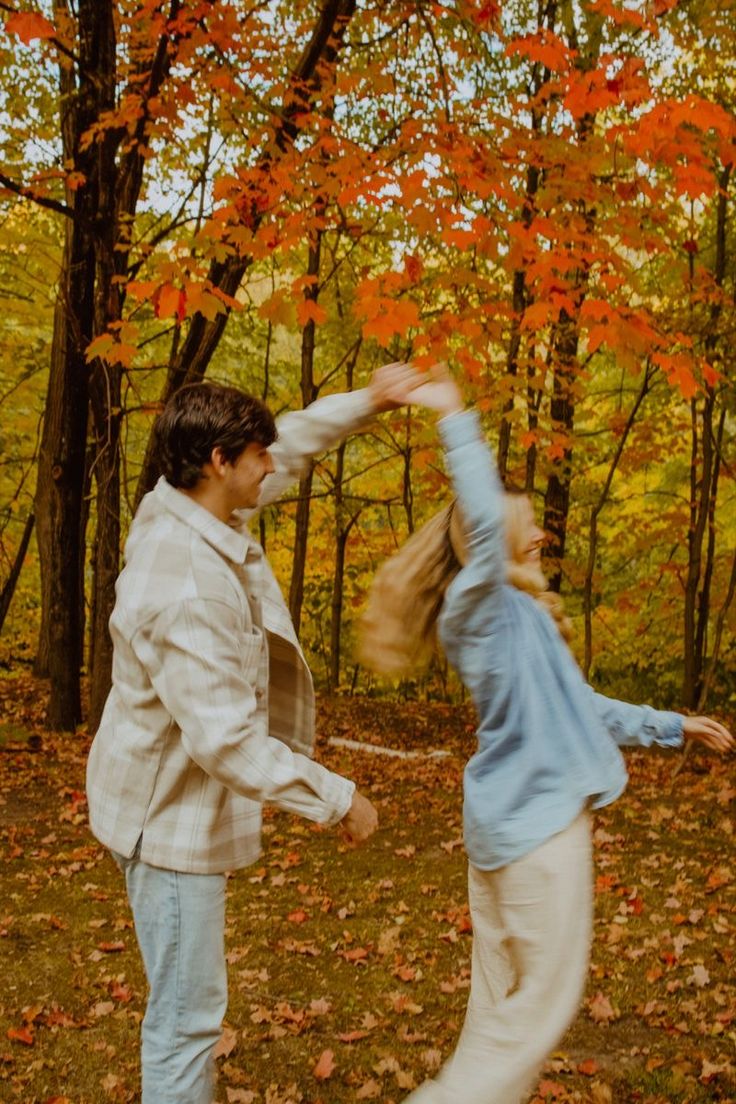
[1,675,734,1104]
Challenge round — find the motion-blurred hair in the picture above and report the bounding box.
[358,494,572,678]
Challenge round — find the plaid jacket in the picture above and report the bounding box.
[86,389,376,874]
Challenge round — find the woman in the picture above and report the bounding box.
[359,366,733,1104]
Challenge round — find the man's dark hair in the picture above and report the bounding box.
[156,382,277,489]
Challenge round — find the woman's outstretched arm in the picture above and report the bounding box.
[395,365,510,635]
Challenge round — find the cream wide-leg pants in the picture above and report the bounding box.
[405,811,593,1104]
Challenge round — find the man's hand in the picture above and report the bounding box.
[368,361,421,412]
[340,791,378,844]
[682,715,734,754]
[369,361,465,416]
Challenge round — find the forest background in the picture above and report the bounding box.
[0,0,735,731]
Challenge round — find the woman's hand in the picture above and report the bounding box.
[682,715,734,754]
[401,362,465,417]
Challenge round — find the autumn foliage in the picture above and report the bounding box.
[0,0,734,723]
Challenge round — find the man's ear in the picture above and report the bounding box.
[209,446,229,477]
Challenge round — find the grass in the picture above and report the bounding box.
[0,682,734,1104]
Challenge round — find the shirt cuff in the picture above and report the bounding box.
[322,774,356,827]
[348,387,381,423]
[655,711,684,748]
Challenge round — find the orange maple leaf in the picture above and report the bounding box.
[155,284,187,322]
[296,298,327,327]
[361,299,419,346]
[5,11,56,45]
[506,30,575,72]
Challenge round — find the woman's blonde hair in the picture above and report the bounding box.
[357,505,460,677]
[358,495,572,678]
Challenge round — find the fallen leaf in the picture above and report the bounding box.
[7,1026,34,1046]
[535,1079,566,1099]
[355,1080,381,1100]
[109,981,133,1003]
[690,964,710,988]
[340,945,371,963]
[286,909,309,924]
[312,1048,335,1080]
[588,991,618,1024]
[377,925,402,956]
[700,1057,734,1083]
[214,1025,238,1059]
[226,1091,257,1103]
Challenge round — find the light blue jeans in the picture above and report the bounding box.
[113,849,227,1104]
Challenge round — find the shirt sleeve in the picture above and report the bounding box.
[131,597,355,825]
[439,409,508,636]
[589,689,684,749]
[254,388,377,509]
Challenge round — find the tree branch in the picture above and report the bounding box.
[0,171,75,219]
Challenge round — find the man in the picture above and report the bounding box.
[86,363,414,1102]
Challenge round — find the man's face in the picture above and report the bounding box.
[223,441,275,511]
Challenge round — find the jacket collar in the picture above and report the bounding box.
[152,476,259,565]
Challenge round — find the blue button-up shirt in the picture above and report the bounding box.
[438,410,683,871]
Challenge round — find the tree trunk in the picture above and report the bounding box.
[288,230,322,634]
[496,0,553,480]
[86,1,183,724]
[497,156,541,477]
[34,238,93,728]
[523,343,546,492]
[33,0,118,728]
[0,514,35,634]
[683,394,714,708]
[697,538,736,711]
[681,165,730,708]
[542,317,579,593]
[541,7,600,593]
[86,3,120,730]
[497,266,530,480]
[87,391,122,729]
[327,339,361,690]
[34,1,79,683]
[329,508,354,691]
